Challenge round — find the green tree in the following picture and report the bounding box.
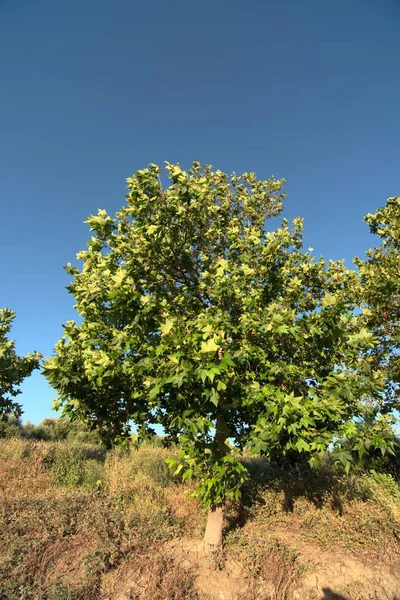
[0,414,23,438]
[44,163,393,550]
[21,416,102,444]
[0,308,41,419]
[354,197,400,414]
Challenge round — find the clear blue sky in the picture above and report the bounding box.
[1,0,399,423]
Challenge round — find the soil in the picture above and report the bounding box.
[106,533,400,600]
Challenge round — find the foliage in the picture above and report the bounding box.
[0,414,23,438]
[354,196,400,414]
[0,415,103,445]
[23,416,102,445]
[44,162,395,509]
[0,308,41,418]
[44,443,105,488]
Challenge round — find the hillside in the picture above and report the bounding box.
[0,438,399,600]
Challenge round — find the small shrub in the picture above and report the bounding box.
[369,470,400,499]
[49,445,87,486]
[128,443,178,486]
[41,443,105,488]
[21,417,103,445]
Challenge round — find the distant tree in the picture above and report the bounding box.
[44,163,394,551]
[33,418,64,441]
[22,417,102,444]
[0,414,23,438]
[23,417,69,442]
[0,308,41,419]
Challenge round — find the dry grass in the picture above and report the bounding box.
[224,459,400,599]
[105,444,177,495]
[0,439,54,502]
[0,439,399,599]
[0,439,199,599]
[228,532,302,600]
[103,550,209,600]
[240,465,400,560]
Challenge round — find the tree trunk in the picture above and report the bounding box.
[203,504,225,553]
[202,414,228,553]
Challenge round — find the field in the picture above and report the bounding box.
[0,438,399,600]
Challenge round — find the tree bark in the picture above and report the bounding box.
[203,504,225,553]
[202,414,228,553]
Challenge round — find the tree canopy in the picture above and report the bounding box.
[44,163,396,547]
[355,196,400,414]
[0,308,41,419]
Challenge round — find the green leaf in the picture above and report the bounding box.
[206,366,220,383]
[112,270,125,287]
[295,438,310,453]
[174,464,184,476]
[165,457,177,470]
[336,450,352,468]
[200,338,219,353]
[160,319,174,336]
[210,388,219,406]
[276,324,289,334]
[219,354,235,369]
[148,385,161,400]
[321,292,338,307]
[182,468,194,481]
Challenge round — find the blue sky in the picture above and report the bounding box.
[0,0,399,423]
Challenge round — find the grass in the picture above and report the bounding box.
[0,438,399,599]
[237,457,400,556]
[0,439,205,599]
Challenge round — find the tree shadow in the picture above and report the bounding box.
[239,455,367,517]
[280,469,344,516]
[224,499,246,534]
[321,590,399,600]
[320,588,349,600]
[276,458,347,515]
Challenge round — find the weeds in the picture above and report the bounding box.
[227,529,302,600]
[0,439,198,598]
[0,439,399,599]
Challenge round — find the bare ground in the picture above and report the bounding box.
[102,531,400,600]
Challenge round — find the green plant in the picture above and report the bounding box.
[20,417,102,445]
[0,414,23,438]
[369,470,400,498]
[355,196,400,414]
[44,443,105,488]
[0,308,41,418]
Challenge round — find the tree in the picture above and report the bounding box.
[0,308,41,418]
[354,197,400,414]
[21,417,102,444]
[44,163,393,551]
[0,414,23,438]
